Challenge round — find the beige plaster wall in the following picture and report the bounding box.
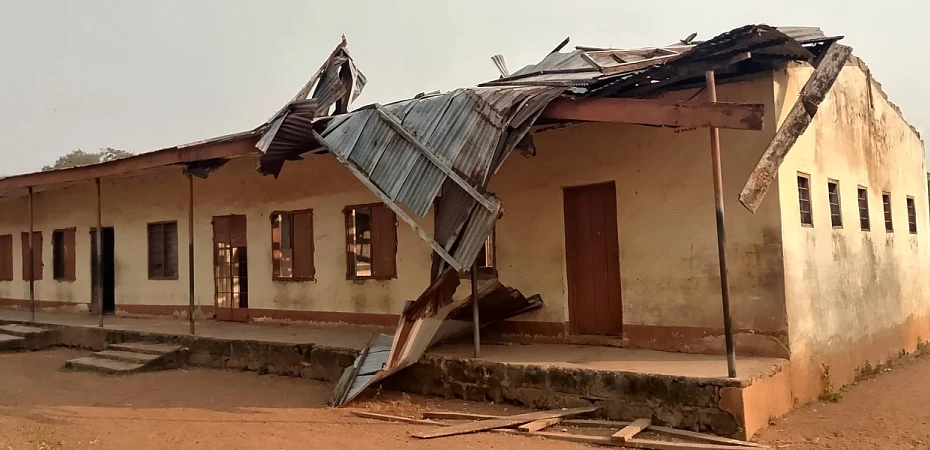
[776,60,930,403]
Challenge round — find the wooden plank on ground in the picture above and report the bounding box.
[649,425,767,448]
[626,438,754,450]
[351,411,444,426]
[422,411,500,421]
[412,406,596,439]
[541,97,764,131]
[738,42,853,212]
[493,429,619,446]
[563,418,632,428]
[612,418,652,442]
[518,417,562,432]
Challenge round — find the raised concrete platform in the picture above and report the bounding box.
[64,342,188,374]
[0,323,58,351]
[0,309,790,438]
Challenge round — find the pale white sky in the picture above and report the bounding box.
[1,0,927,175]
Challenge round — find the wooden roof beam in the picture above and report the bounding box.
[540,97,764,131]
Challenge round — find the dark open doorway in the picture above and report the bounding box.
[90,227,115,314]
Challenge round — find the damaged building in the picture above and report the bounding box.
[0,25,927,438]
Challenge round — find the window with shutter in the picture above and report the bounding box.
[0,235,12,281]
[271,210,315,281]
[20,231,42,281]
[148,222,179,280]
[345,203,396,279]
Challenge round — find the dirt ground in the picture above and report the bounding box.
[756,354,930,449]
[1,348,929,449]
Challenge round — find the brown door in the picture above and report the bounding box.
[213,215,249,322]
[563,182,623,335]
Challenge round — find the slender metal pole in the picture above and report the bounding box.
[471,260,480,358]
[188,174,196,335]
[95,178,104,328]
[27,186,34,323]
[706,70,737,378]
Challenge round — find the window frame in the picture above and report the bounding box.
[147,221,179,281]
[858,186,871,231]
[907,196,918,234]
[0,234,12,282]
[270,209,316,282]
[882,191,894,232]
[51,227,76,282]
[344,202,397,281]
[797,173,813,227]
[827,179,842,229]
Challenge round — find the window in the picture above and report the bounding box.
[858,187,871,231]
[827,180,842,228]
[345,204,397,279]
[882,192,893,232]
[20,231,42,281]
[464,232,496,277]
[271,210,315,280]
[147,222,178,279]
[797,174,812,226]
[52,228,76,281]
[907,196,918,234]
[0,235,12,281]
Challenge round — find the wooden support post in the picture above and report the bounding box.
[95,178,104,328]
[27,186,34,322]
[706,71,736,378]
[471,259,480,358]
[188,174,195,335]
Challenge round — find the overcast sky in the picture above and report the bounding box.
[1,0,927,176]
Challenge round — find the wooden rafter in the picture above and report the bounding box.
[541,97,764,131]
[738,43,853,212]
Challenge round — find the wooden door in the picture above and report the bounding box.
[213,215,249,322]
[563,182,623,336]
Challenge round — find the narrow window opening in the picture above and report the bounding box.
[827,180,842,228]
[882,192,893,232]
[858,187,871,231]
[907,196,918,234]
[798,174,812,226]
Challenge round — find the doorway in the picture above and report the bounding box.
[213,215,249,322]
[90,227,115,314]
[563,182,623,336]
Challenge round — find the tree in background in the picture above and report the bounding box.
[42,148,134,171]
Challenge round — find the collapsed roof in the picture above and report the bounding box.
[254,25,840,274]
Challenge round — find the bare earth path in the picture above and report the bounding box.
[2,349,930,449]
[757,355,930,449]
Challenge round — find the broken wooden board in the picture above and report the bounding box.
[541,97,765,131]
[422,411,499,421]
[495,429,763,449]
[412,406,596,439]
[738,42,853,212]
[518,417,562,432]
[649,426,767,448]
[350,411,443,426]
[612,418,651,442]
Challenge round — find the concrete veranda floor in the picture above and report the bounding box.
[0,308,785,381]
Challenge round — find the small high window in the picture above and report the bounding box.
[52,228,76,281]
[271,210,315,280]
[797,174,812,226]
[345,204,397,279]
[858,187,871,231]
[827,180,842,228]
[907,196,918,234]
[882,192,893,232]
[147,222,179,280]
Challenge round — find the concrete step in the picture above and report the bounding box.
[95,349,162,365]
[64,356,146,374]
[107,342,183,355]
[0,324,56,350]
[0,334,26,351]
[0,324,50,337]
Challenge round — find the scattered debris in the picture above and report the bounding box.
[354,408,769,448]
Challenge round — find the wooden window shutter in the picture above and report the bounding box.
[21,232,42,281]
[165,223,179,278]
[291,211,315,279]
[371,205,397,278]
[0,235,11,281]
[148,224,165,279]
[64,228,76,280]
